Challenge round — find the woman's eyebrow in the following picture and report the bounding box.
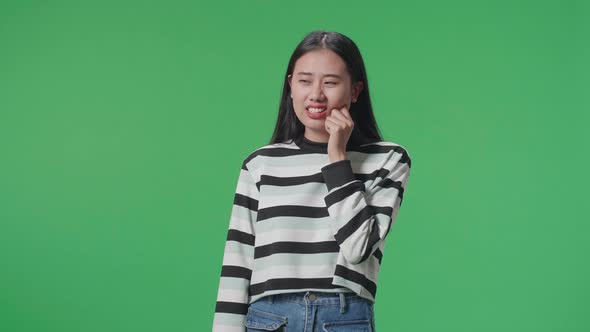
[296,72,342,79]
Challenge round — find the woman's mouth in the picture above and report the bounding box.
[306,107,327,119]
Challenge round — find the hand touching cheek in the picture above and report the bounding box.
[325,106,354,162]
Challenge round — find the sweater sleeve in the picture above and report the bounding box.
[212,161,258,332]
[320,146,411,265]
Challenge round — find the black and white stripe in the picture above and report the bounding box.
[213,140,411,331]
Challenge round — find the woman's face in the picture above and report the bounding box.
[288,48,363,142]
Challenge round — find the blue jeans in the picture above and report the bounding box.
[244,291,376,332]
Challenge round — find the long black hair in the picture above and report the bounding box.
[269,30,383,148]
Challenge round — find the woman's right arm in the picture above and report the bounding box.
[212,160,259,332]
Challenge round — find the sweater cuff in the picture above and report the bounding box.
[321,159,356,191]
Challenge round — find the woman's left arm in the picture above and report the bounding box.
[320,145,412,265]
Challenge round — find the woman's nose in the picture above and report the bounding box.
[310,82,325,100]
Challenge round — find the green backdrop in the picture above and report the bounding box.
[1,0,588,331]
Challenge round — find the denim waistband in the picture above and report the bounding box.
[264,290,370,305]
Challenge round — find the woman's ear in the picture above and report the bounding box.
[353,81,364,102]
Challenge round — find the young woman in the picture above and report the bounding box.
[213,30,412,332]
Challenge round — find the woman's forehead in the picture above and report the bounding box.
[294,50,347,73]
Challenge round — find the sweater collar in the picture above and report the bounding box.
[293,134,374,153]
[295,136,328,153]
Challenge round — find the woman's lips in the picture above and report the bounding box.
[306,108,327,119]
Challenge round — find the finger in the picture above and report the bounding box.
[330,109,349,123]
[326,114,346,129]
[334,106,352,120]
[325,117,342,132]
[340,106,352,120]
[330,109,353,127]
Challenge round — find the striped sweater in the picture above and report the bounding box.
[212,136,412,332]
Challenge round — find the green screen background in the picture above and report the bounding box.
[1,0,588,331]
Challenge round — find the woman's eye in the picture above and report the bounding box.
[298,80,336,86]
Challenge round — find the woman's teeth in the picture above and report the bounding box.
[308,107,326,113]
